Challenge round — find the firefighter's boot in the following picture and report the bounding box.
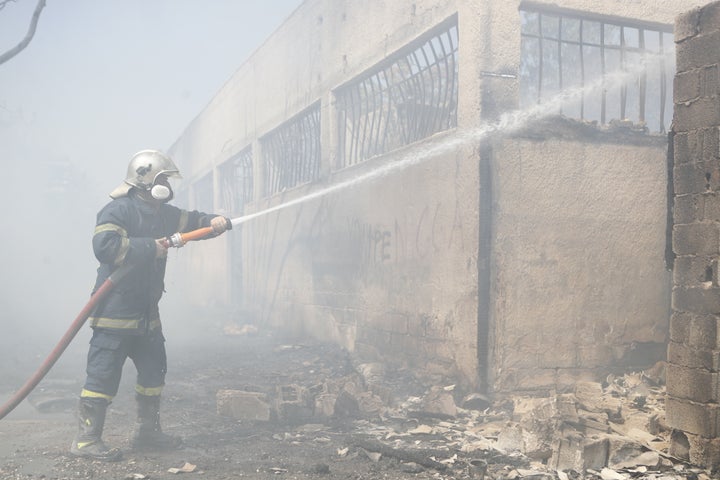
[129,394,182,450]
[70,397,122,461]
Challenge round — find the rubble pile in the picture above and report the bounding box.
[216,354,714,479]
[353,364,712,479]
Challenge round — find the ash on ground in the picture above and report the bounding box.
[0,324,710,480]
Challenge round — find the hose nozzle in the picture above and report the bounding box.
[165,232,185,248]
[162,226,216,249]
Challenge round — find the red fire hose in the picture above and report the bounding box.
[0,226,216,420]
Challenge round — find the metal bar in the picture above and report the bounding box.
[378,68,393,156]
[600,21,606,125]
[638,29,646,126]
[580,20,585,120]
[620,27,627,120]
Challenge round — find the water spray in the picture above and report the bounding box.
[229,50,673,228]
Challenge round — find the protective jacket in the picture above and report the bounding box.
[88,193,221,335]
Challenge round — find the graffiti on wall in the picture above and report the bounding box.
[243,194,471,322]
[346,218,391,266]
[337,198,467,282]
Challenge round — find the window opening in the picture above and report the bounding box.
[520,7,674,133]
[336,17,459,168]
[219,146,253,215]
[261,103,321,196]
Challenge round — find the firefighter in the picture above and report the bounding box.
[70,150,231,461]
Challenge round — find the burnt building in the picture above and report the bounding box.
[169,0,705,405]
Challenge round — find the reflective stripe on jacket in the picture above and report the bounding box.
[88,193,218,335]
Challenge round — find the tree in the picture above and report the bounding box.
[0,0,47,66]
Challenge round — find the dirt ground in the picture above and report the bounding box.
[0,319,492,480]
[0,316,714,480]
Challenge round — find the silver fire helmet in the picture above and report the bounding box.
[109,150,182,199]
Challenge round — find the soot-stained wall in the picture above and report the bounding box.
[168,0,708,393]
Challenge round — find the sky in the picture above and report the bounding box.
[0,0,301,203]
[0,0,301,358]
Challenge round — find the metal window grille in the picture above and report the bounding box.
[520,7,674,133]
[261,103,321,196]
[336,17,458,168]
[219,146,253,215]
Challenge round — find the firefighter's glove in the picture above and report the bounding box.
[211,216,232,234]
[155,239,169,258]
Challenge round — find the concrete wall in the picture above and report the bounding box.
[168,0,709,392]
[243,138,480,382]
[668,0,720,468]
[490,124,670,393]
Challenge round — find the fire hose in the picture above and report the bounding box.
[0,226,217,420]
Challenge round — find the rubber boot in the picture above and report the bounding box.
[70,397,122,461]
[129,394,182,450]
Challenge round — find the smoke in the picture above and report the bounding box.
[0,1,303,403]
[0,155,98,395]
[0,0,673,413]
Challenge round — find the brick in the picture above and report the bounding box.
[673,194,704,224]
[674,132,691,164]
[704,193,720,221]
[685,432,720,469]
[669,311,720,350]
[677,30,720,74]
[276,384,313,423]
[701,128,720,162]
[670,429,691,461]
[702,128,720,162]
[668,341,720,371]
[673,255,716,286]
[672,286,720,314]
[674,163,708,195]
[698,2,720,37]
[675,128,720,166]
[707,161,720,193]
[673,97,720,133]
[703,65,720,98]
[666,363,718,402]
[666,396,720,436]
[607,434,647,468]
[675,7,701,45]
[216,390,271,421]
[670,312,692,344]
[314,393,336,417]
[550,435,609,472]
[690,314,720,349]
[672,223,719,255]
[675,69,701,103]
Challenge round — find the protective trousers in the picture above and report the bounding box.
[81,329,167,400]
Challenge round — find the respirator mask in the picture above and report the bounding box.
[150,183,173,202]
